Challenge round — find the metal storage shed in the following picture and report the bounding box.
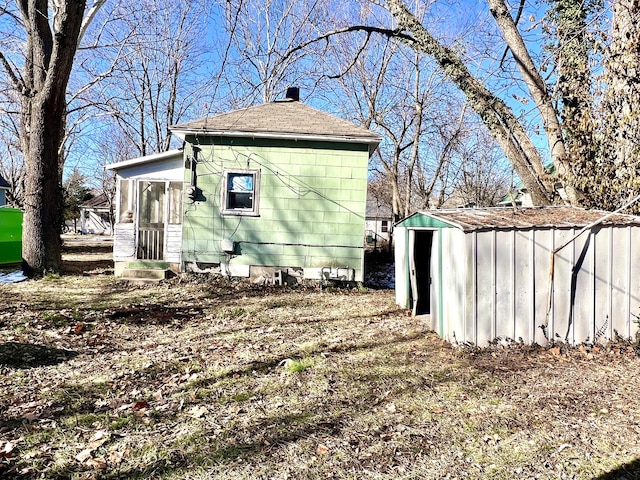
[394,206,640,346]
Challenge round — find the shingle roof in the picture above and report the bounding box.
[406,206,640,231]
[0,174,9,189]
[366,198,394,218]
[80,193,110,209]
[171,99,381,146]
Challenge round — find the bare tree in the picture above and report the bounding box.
[0,89,24,207]
[327,20,486,220]
[76,0,215,157]
[0,0,107,274]
[381,0,555,205]
[221,0,332,105]
[443,128,511,207]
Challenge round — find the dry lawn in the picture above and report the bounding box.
[0,237,639,479]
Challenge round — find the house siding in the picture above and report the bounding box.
[181,137,369,281]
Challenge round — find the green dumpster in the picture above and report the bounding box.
[0,207,23,265]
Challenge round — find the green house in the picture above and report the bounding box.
[108,94,380,283]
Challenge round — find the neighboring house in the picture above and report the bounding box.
[499,186,568,207]
[79,193,113,235]
[394,206,640,346]
[364,197,393,247]
[107,93,381,282]
[499,164,566,207]
[498,187,535,207]
[0,174,9,206]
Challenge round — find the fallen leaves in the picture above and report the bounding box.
[187,405,208,419]
[316,443,329,455]
[2,260,640,479]
[73,430,131,471]
[75,430,110,469]
[0,441,15,458]
[132,400,150,411]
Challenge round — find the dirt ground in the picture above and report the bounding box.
[0,238,639,479]
[59,234,115,274]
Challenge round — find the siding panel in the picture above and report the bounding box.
[611,227,630,338]
[630,227,640,340]
[593,228,611,342]
[572,230,595,344]
[181,139,369,280]
[114,224,136,260]
[475,231,494,345]
[514,230,531,342]
[552,229,573,342]
[494,230,514,341]
[533,230,553,345]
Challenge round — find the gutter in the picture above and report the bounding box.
[170,130,382,156]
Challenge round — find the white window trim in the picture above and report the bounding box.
[117,178,135,224]
[220,168,260,216]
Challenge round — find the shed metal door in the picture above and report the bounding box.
[409,230,434,316]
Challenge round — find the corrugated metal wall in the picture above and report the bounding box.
[444,226,640,346]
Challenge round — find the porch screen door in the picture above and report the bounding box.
[137,181,165,260]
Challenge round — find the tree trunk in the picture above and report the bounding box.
[606,0,640,167]
[488,1,566,164]
[488,0,583,205]
[22,100,66,274]
[18,0,88,274]
[547,0,595,206]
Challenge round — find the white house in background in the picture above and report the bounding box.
[395,206,640,346]
[79,193,113,235]
[364,197,393,247]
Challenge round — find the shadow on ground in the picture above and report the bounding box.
[0,342,77,368]
[595,458,640,480]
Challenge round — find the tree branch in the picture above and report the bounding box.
[281,25,413,67]
[0,52,26,93]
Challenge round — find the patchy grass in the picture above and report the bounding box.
[0,238,639,479]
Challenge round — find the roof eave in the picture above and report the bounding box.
[395,211,467,230]
[105,148,183,171]
[170,129,381,155]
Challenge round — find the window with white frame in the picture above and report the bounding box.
[221,169,260,216]
[118,179,134,223]
[168,182,183,224]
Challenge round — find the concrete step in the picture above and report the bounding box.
[119,263,172,283]
[126,261,170,270]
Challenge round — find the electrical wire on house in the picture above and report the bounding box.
[226,148,365,219]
